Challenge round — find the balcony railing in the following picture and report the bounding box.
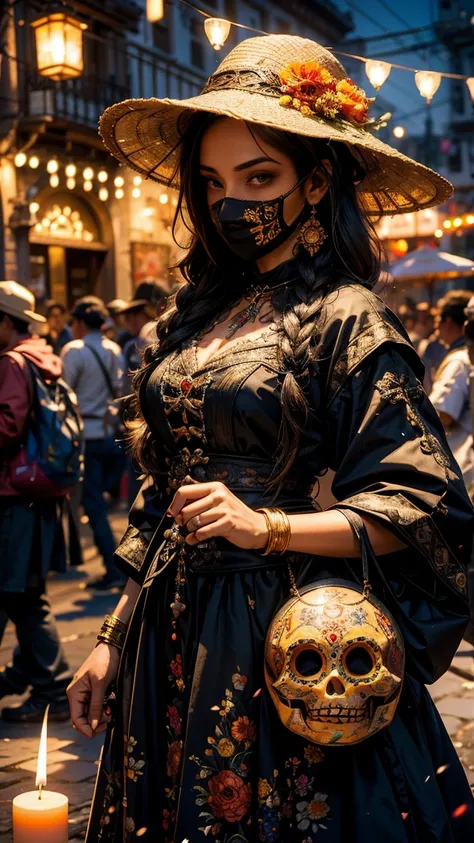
[14,38,207,131]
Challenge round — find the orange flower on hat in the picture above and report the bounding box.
[279,61,335,105]
[335,78,370,124]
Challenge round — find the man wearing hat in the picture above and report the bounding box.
[61,296,126,591]
[120,281,166,389]
[0,281,72,722]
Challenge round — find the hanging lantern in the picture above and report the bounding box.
[415,71,441,104]
[146,0,164,23]
[30,8,87,81]
[365,60,391,91]
[204,18,231,50]
[467,78,474,103]
[14,152,27,167]
[98,170,108,183]
[65,163,76,178]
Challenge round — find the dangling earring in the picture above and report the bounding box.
[297,206,327,257]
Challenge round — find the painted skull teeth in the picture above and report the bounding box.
[307,706,367,724]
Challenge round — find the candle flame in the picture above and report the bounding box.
[35,704,50,790]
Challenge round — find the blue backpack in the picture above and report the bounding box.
[7,352,84,497]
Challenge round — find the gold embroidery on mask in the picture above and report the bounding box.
[243,202,281,246]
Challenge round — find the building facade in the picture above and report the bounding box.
[0,0,353,311]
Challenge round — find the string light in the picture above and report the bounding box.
[99,187,108,201]
[133,175,142,186]
[467,215,474,225]
[181,0,474,101]
[14,152,27,167]
[434,229,443,238]
[83,180,93,191]
[443,220,452,229]
[66,177,76,189]
[29,156,39,169]
[115,188,124,199]
[414,71,442,104]
[98,170,108,183]
[453,217,463,227]
[132,187,141,198]
[393,125,406,139]
[204,18,231,50]
[46,159,59,174]
[83,166,94,181]
[159,193,169,204]
[365,60,391,91]
[146,0,164,22]
[114,175,124,188]
[49,173,59,187]
[29,201,40,214]
[65,163,76,177]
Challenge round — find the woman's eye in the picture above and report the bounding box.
[204,177,223,190]
[248,172,273,185]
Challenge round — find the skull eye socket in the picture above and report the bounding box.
[343,645,375,677]
[294,647,324,678]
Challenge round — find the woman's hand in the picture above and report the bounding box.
[67,642,121,738]
[168,480,268,549]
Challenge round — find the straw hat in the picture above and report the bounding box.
[99,34,453,216]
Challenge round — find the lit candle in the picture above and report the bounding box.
[12,706,68,842]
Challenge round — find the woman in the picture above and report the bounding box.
[70,36,474,842]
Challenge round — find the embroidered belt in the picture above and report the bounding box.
[166,451,314,495]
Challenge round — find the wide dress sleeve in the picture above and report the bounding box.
[318,285,473,684]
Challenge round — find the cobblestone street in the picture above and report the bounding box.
[0,512,473,841]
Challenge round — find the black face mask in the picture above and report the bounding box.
[210,177,310,262]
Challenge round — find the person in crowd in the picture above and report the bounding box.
[397,302,421,348]
[45,301,72,355]
[69,35,474,842]
[61,297,126,591]
[430,290,474,490]
[120,283,167,505]
[414,301,434,341]
[0,281,72,722]
[105,299,131,349]
[418,300,448,393]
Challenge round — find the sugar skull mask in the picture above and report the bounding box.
[264,580,405,746]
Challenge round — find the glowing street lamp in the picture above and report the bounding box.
[204,18,231,50]
[30,8,87,81]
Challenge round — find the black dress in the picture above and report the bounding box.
[86,277,474,843]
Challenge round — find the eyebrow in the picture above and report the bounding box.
[200,155,281,174]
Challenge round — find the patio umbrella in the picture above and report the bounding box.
[390,245,474,284]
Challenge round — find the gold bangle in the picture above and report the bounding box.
[256,507,291,556]
[96,614,128,651]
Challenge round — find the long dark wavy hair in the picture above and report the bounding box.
[129,113,382,492]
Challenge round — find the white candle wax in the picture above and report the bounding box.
[13,790,68,843]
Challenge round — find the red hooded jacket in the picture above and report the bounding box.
[0,337,62,496]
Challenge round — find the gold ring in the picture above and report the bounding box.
[187,515,201,532]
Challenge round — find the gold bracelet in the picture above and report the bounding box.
[257,507,291,556]
[96,614,128,651]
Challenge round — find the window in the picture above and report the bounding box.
[190,17,205,69]
[153,19,171,53]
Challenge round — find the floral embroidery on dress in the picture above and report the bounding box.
[125,736,145,782]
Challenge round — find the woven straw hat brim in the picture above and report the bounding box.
[99,34,453,216]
